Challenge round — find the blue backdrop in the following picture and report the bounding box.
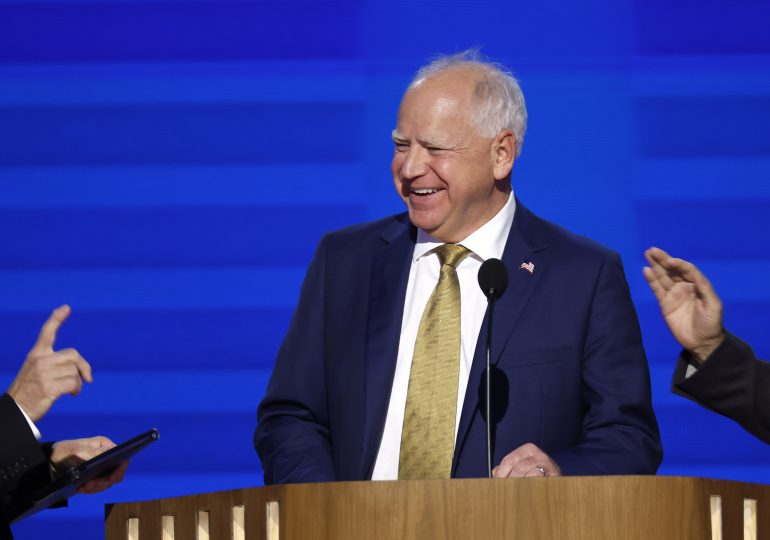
[1,0,769,537]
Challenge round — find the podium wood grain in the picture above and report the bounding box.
[105,476,770,539]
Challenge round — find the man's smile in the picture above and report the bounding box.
[411,187,443,196]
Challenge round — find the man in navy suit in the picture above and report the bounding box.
[255,51,662,483]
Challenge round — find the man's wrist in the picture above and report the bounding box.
[11,394,43,440]
[689,331,726,364]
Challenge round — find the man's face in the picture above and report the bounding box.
[391,71,510,243]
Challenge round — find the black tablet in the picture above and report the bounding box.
[12,428,159,523]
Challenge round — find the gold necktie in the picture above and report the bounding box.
[399,243,470,480]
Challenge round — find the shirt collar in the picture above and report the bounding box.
[413,190,516,263]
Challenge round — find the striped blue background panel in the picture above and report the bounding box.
[633,0,770,55]
[363,0,634,60]
[0,102,364,165]
[635,97,770,158]
[0,310,292,369]
[635,201,770,259]
[1,0,769,538]
[0,2,362,63]
[0,206,365,269]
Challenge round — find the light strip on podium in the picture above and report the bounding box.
[232,505,245,540]
[710,495,722,540]
[744,498,757,540]
[127,517,139,540]
[266,500,279,540]
[197,510,210,540]
[161,515,174,540]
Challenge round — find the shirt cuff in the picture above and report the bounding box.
[685,362,698,379]
[15,400,42,440]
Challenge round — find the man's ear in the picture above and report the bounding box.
[492,130,515,180]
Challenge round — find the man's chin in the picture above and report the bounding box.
[407,208,442,233]
[407,213,462,242]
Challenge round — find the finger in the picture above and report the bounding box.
[645,246,671,266]
[71,446,104,462]
[493,443,539,478]
[512,443,539,459]
[644,247,673,278]
[23,366,83,402]
[107,461,129,484]
[56,373,84,397]
[38,360,86,396]
[64,350,93,384]
[492,461,513,478]
[78,478,112,494]
[645,248,696,287]
[655,256,700,285]
[642,266,667,303]
[649,258,680,290]
[72,438,114,461]
[692,267,721,307]
[42,349,93,385]
[523,465,545,478]
[92,436,116,450]
[493,453,519,478]
[77,461,128,494]
[31,305,71,354]
[643,248,661,273]
[510,456,540,477]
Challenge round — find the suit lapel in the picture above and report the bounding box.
[453,201,549,472]
[490,209,547,363]
[361,215,416,478]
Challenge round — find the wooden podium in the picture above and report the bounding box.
[105,476,770,539]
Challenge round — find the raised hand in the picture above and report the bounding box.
[643,247,725,362]
[7,305,93,421]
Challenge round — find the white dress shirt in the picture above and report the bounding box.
[16,401,42,440]
[371,192,516,480]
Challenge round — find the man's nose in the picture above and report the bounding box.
[400,147,429,179]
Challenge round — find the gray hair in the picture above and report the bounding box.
[408,50,528,157]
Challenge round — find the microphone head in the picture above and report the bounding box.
[478,258,508,300]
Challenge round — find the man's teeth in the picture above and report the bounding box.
[412,188,439,195]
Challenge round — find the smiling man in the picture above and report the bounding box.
[255,51,662,483]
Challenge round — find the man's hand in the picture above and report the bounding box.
[7,305,93,422]
[51,436,129,494]
[643,247,725,363]
[492,443,561,478]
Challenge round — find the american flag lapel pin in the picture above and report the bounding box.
[519,261,535,275]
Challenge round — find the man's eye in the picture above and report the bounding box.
[426,147,444,155]
[394,143,409,151]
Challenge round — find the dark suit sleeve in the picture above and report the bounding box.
[672,333,770,444]
[549,252,663,475]
[1,393,53,525]
[254,237,336,484]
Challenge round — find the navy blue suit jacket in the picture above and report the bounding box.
[255,200,662,483]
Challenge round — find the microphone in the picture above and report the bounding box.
[478,258,508,300]
[477,258,508,478]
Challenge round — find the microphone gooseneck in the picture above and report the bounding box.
[477,258,508,478]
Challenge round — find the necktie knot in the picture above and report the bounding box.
[436,244,470,269]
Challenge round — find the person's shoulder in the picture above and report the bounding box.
[516,202,619,264]
[321,212,413,248]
